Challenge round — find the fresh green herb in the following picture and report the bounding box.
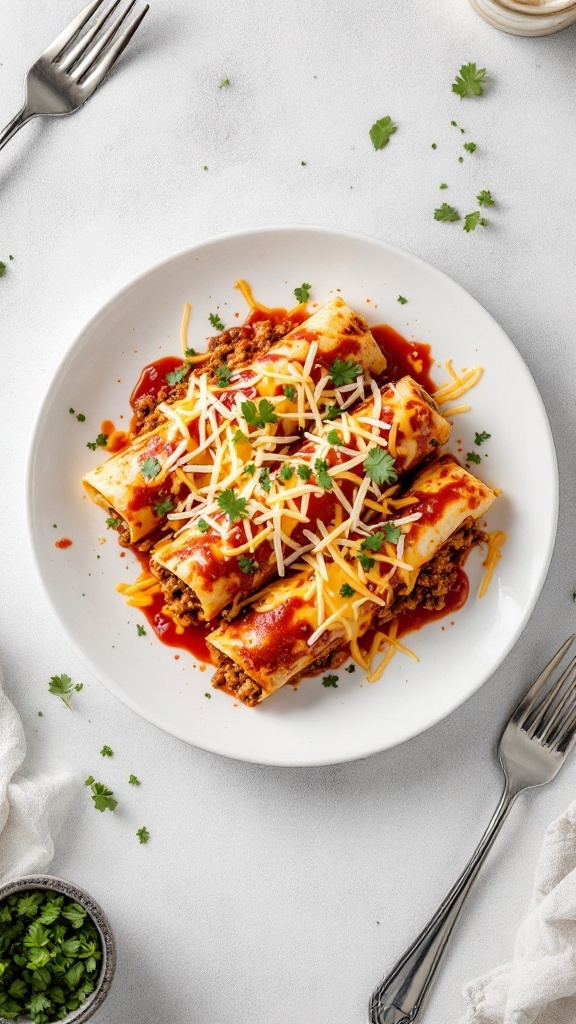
[69,408,75,415]
[463,141,477,154]
[293,282,312,303]
[0,261,7,278]
[86,433,108,451]
[322,674,339,688]
[215,363,233,387]
[219,78,230,88]
[238,555,258,574]
[324,404,341,421]
[197,517,210,533]
[279,463,294,481]
[439,182,448,190]
[140,456,161,480]
[283,384,297,401]
[329,358,362,387]
[137,624,147,636]
[474,430,491,445]
[345,664,355,673]
[451,119,458,126]
[434,203,460,223]
[477,190,494,207]
[361,532,384,553]
[209,312,226,331]
[76,413,85,422]
[369,116,397,151]
[0,888,102,1023]
[136,827,150,844]
[452,62,487,99]
[128,774,140,786]
[48,674,80,710]
[326,429,342,447]
[100,745,113,757]
[184,346,197,357]
[105,516,122,529]
[9,255,13,260]
[217,489,249,522]
[241,398,278,428]
[357,552,375,571]
[203,166,208,171]
[301,160,307,166]
[339,583,355,598]
[38,711,43,717]
[458,156,464,163]
[431,143,437,150]
[397,295,408,304]
[244,463,256,476]
[232,428,249,444]
[84,778,117,813]
[166,364,190,386]
[363,447,398,485]
[466,451,482,464]
[464,211,488,232]
[154,497,175,517]
[259,467,271,492]
[297,465,312,481]
[204,692,212,698]
[383,522,402,544]
[314,459,333,490]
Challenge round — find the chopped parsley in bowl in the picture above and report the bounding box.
[0,875,115,1024]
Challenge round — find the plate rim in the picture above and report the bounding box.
[26,224,559,766]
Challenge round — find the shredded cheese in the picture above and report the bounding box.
[478,530,506,598]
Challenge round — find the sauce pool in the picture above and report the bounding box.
[55,538,73,549]
[371,324,437,394]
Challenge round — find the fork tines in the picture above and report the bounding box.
[47,0,149,86]
[516,635,576,752]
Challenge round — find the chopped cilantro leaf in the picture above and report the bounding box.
[0,261,6,278]
[48,674,76,710]
[434,203,460,223]
[137,624,146,636]
[326,429,342,447]
[166,364,190,385]
[209,312,226,331]
[154,497,175,516]
[464,211,488,232]
[314,458,333,490]
[357,552,375,571]
[369,116,397,151]
[466,451,481,464]
[69,407,75,414]
[76,412,86,422]
[293,282,312,303]
[244,462,256,476]
[458,156,464,163]
[463,141,477,154]
[197,517,210,533]
[259,467,271,492]
[383,522,402,544]
[322,674,339,687]
[238,555,258,574]
[477,190,494,207]
[452,62,487,99]
[279,463,294,481]
[474,430,491,445]
[232,428,249,444]
[140,456,161,480]
[431,143,437,149]
[105,516,122,529]
[397,295,408,304]
[86,432,108,451]
[128,774,140,785]
[283,384,297,401]
[339,583,355,597]
[217,489,249,522]
[205,692,212,698]
[242,398,278,428]
[329,358,362,387]
[345,664,355,673]
[100,745,113,757]
[184,346,197,357]
[215,363,233,387]
[136,826,150,844]
[361,531,384,553]
[85,779,117,812]
[219,78,230,88]
[324,404,341,421]
[439,182,448,190]
[363,447,398,485]
[297,465,312,481]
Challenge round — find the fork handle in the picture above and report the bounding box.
[368,780,518,1024]
[0,106,36,153]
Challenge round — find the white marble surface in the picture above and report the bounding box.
[2,1,576,1021]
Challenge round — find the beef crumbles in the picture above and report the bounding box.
[150,563,204,628]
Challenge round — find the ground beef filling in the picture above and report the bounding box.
[133,318,293,436]
[150,564,204,628]
[210,519,484,705]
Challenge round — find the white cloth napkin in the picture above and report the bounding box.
[0,664,74,885]
[460,800,576,1024]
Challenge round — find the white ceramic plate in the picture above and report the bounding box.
[27,226,558,766]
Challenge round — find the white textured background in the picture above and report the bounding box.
[2,1,576,1021]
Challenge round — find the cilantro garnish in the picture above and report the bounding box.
[241,398,278,429]
[219,78,230,88]
[345,664,355,673]
[363,447,398,485]
[322,674,339,687]
[383,522,402,544]
[283,384,297,401]
[293,282,312,303]
[244,463,256,476]
[361,532,384,553]
[297,465,312,481]
[205,692,212,698]
[197,518,210,533]
[209,312,226,331]
[215,363,233,387]
[329,358,362,387]
[477,190,494,207]
[129,774,141,786]
[474,430,491,445]
[184,346,197,357]
[464,211,488,232]
[166,364,190,386]
[466,451,481,464]
[431,143,437,150]
[232,428,249,444]
[259,467,271,493]
[434,203,460,223]
[397,295,408,304]
[279,463,294,481]
[84,777,117,812]
[314,459,333,490]
[463,141,477,154]
[137,624,146,636]
[154,497,174,517]
[357,552,375,571]
[136,826,150,844]
[326,429,342,447]
[0,261,6,278]
[439,182,448,190]
[238,555,258,574]
[324,404,341,421]
[339,583,355,598]
[217,489,249,522]
[105,516,122,529]
[140,456,161,480]
[86,432,108,451]
[369,116,397,151]
[100,745,113,757]
[452,62,487,99]
[76,413,85,422]
[48,674,82,710]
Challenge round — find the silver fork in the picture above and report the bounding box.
[369,634,576,1024]
[0,0,149,153]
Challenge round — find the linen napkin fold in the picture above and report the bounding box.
[0,664,74,884]
[460,800,576,1024]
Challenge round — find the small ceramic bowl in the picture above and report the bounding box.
[469,0,576,34]
[0,874,115,1024]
